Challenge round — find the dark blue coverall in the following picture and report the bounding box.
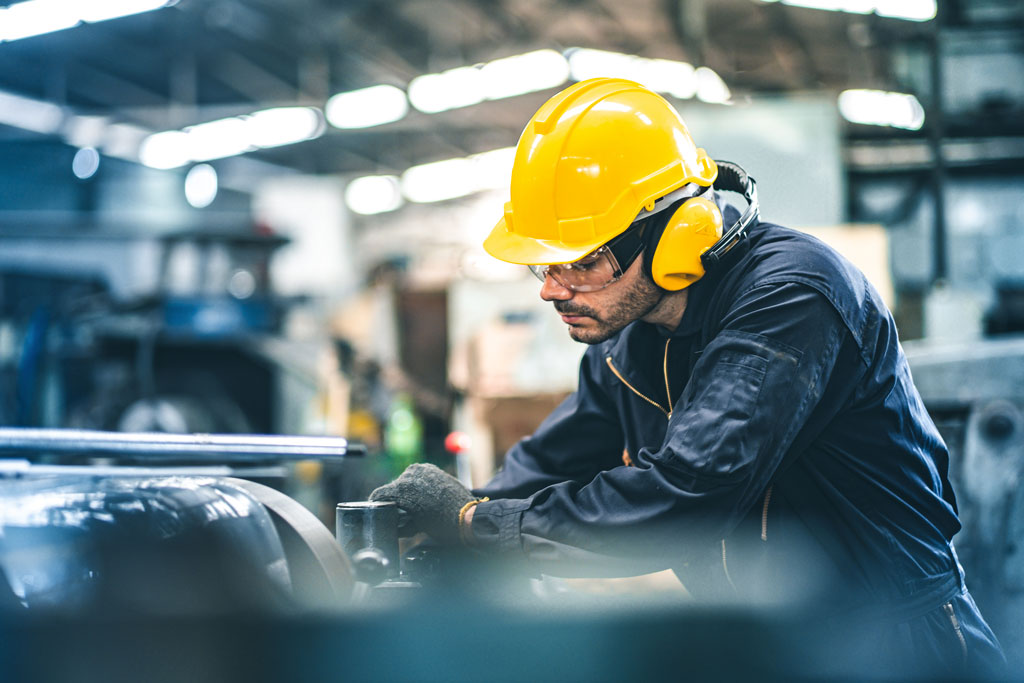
[470,215,1005,675]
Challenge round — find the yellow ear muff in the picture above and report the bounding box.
[650,196,724,291]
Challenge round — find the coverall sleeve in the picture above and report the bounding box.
[474,352,626,501]
[470,283,849,577]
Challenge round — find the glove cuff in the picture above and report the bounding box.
[458,497,489,545]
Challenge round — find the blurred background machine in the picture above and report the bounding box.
[906,337,1024,667]
[0,227,295,434]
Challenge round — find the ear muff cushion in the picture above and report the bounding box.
[649,196,723,291]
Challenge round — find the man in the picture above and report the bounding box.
[371,78,1004,673]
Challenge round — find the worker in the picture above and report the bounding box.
[370,78,1005,674]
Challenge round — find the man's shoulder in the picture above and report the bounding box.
[732,223,887,358]
[738,223,870,301]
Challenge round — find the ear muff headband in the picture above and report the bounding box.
[700,161,759,270]
[642,161,759,291]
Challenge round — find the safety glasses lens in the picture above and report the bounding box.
[529,247,622,292]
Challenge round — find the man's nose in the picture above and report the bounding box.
[539,272,573,301]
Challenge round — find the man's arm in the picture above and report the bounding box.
[473,350,626,500]
[468,283,849,576]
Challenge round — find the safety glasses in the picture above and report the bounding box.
[529,245,624,292]
[529,220,648,292]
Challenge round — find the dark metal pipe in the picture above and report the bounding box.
[0,428,364,461]
[928,4,948,284]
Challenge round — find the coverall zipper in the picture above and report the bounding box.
[944,602,969,662]
[761,485,774,541]
[606,341,778,587]
[605,340,674,420]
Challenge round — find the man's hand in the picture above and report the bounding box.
[369,463,474,544]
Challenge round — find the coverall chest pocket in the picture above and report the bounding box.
[670,348,771,474]
[687,350,768,420]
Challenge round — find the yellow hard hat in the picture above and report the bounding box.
[484,77,718,266]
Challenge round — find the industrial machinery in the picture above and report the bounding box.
[905,335,1024,668]
[0,429,363,613]
[0,228,314,436]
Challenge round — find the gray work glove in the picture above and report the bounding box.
[369,463,475,545]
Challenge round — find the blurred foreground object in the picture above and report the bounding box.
[0,476,352,614]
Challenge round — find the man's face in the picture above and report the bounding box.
[539,254,663,344]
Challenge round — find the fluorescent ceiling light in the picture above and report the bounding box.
[347,146,515,214]
[479,50,571,101]
[470,147,516,191]
[408,50,571,114]
[0,0,80,41]
[185,117,252,162]
[408,67,485,114]
[399,146,517,205]
[345,175,404,215]
[139,106,324,169]
[567,49,725,103]
[327,85,408,129]
[875,0,935,21]
[0,0,176,43]
[102,122,152,161]
[838,89,925,130]
[245,107,325,148]
[757,0,935,21]
[0,90,64,134]
[402,157,478,203]
[138,131,190,169]
[695,67,731,104]
[79,0,172,23]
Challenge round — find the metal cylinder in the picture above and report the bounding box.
[335,502,399,580]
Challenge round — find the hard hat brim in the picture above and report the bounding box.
[483,216,605,266]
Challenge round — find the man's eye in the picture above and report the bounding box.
[572,257,600,270]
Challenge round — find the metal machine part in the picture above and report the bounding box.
[0,427,365,463]
[905,335,1024,666]
[229,478,353,607]
[0,476,293,613]
[336,502,400,585]
[0,475,355,613]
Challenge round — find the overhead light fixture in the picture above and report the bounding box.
[184,164,218,209]
[469,147,516,191]
[101,121,150,160]
[0,89,64,134]
[137,131,189,169]
[72,147,101,180]
[566,48,728,103]
[695,67,731,104]
[756,0,935,22]
[408,49,570,114]
[326,84,408,129]
[401,157,477,203]
[139,106,325,169]
[398,146,517,205]
[344,175,403,215]
[478,50,571,101]
[408,67,485,115]
[79,0,175,23]
[244,107,325,149]
[0,0,177,43]
[838,89,925,130]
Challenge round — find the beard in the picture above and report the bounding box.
[554,273,664,344]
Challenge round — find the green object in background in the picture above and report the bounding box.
[384,393,423,476]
